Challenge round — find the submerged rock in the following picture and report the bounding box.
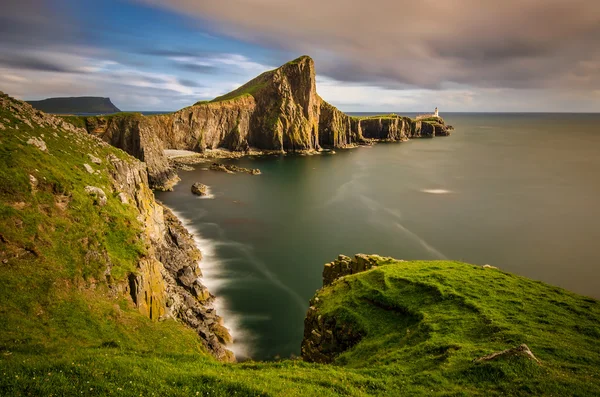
[191,182,209,196]
[209,162,261,175]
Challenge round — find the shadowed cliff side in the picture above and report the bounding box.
[79,56,452,189]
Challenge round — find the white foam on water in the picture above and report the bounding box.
[166,207,253,360]
[421,189,452,194]
[195,185,215,199]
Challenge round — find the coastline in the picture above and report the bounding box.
[162,204,252,360]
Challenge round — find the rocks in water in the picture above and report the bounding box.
[209,162,261,175]
[26,137,47,152]
[191,182,209,196]
[84,186,107,206]
[88,153,102,164]
[474,344,541,365]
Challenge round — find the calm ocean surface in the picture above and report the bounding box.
[155,113,600,360]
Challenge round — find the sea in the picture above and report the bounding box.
[154,112,600,361]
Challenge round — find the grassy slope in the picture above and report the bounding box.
[1,101,599,395]
[204,56,310,104]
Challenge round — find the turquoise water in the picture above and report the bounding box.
[155,113,600,360]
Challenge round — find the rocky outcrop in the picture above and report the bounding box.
[318,100,363,148]
[474,344,541,365]
[302,254,391,363]
[81,56,452,189]
[209,163,261,175]
[85,115,179,190]
[107,153,233,361]
[191,183,208,196]
[322,254,382,286]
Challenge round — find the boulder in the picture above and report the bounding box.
[191,182,209,196]
[85,186,107,206]
[83,163,94,174]
[27,137,47,152]
[88,153,102,164]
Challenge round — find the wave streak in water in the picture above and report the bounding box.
[165,207,253,360]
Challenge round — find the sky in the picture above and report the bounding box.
[1,0,599,112]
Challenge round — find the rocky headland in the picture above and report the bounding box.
[77,56,452,190]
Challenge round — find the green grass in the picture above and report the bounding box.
[210,74,272,103]
[56,115,87,129]
[207,56,311,104]
[1,96,599,395]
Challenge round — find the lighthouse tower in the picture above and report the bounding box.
[434,107,439,117]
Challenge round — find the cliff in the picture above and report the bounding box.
[0,91,232,362]
[27,96,121,114]
[79,56,452,190]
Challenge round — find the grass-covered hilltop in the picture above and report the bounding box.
[63,56,452,190]
[1,66,599,396]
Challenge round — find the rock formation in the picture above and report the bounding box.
[80,56,452,189]
[302,254,391,363]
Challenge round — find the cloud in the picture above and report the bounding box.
[138,0,600,92]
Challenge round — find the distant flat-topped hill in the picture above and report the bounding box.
[27,96,121,114]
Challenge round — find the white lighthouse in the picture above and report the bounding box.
[434,107,439,117]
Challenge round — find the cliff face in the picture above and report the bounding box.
[302,254,385,363]
[82,56,452,189]
[85,115,180,190]
[107,151,233,361]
